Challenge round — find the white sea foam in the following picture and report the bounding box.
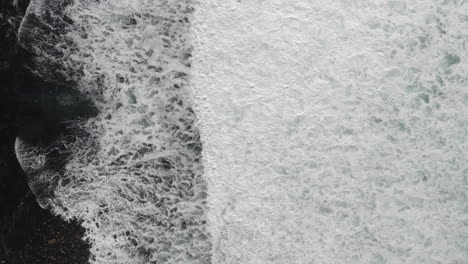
[17,0,211,263]
[191,1,467,263]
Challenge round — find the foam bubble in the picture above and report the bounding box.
[17,0,211,263]
[191,1,467,263]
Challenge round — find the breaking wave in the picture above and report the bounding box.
[190,1,467,263]
[16,0,211,263]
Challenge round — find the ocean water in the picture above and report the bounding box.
[16,0,211,263]
[191,1,467,263]
[13,0,468,263]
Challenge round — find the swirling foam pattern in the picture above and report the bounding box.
[17,0,211,263]
[191,1,467,263]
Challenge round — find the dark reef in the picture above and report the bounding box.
[0,0,91,263]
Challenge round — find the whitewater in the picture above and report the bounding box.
[13,0,468,263]
[191,1,467,263]
[17,0,211,263]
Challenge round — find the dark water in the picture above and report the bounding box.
[2,0,211,262]
[0,1,91,262]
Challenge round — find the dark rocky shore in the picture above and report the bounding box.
[0,0,91,263]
